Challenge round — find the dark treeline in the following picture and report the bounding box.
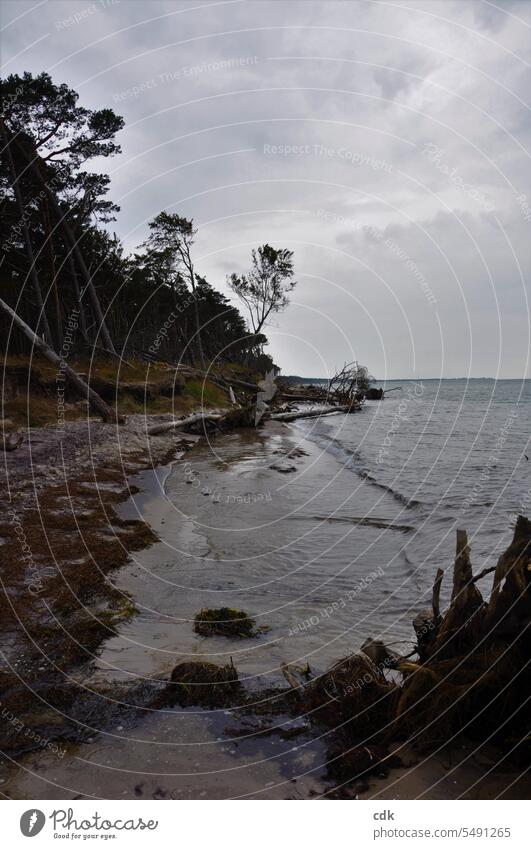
[0,72,296,373]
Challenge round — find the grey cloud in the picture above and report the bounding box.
[2,0,529,377]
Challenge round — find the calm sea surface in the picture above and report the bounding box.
[300,378,531,568]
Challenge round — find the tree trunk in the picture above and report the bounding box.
[9,132,117,355]
[43,197,63,349]
[67,251,89,342]
[1,121,54,349]
[189,266,205,369]
[0,296,120,424]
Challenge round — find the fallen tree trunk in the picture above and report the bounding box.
[219,374,259,392]
[148,412,225,436]
[269,404,353,422]
[280,392,329,402]
[0,297,120,424]
[148,401,357,436]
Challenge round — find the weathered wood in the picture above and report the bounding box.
[432,568,444,619]
[485,515,531,631]
[280,392,329,402]
[0,297,119,424]
[147,412,224,436]
[432,529,484,657]
[149,401,356,436]
[269,404,353,422]
[227,375,260,392]
[470,565,496,584]
[361,638,400,669]
[281,662,303,693]
[255,369,277,425]
[452,529,475,602]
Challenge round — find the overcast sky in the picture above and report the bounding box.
[2,0,530,378]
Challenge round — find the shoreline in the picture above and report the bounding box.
[1,414,529,799]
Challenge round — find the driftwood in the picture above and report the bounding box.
[148,401,358,436]
[269,404,353,422]
[280,392,330,402]
[328,361,371,403]
[432,567,444,620]
[0,297,119,424]
[361,638,400,669]
[296,517,530,776]
[393,516,531,750]
[219,374,259,392]
[485,514,531,632]
[433,529,484,656]
[147,412,224,436]
[470,565,496,584]
[413,518,531,663]
[281,662,304,694]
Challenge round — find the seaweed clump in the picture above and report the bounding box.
[168,660,241,707]
[194,607,258,639]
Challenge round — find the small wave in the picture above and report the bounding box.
[360,472,421,509]
[294,418,421,510]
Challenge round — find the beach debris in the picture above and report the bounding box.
[168,660,241,707]
[147,411,225,435]
[302,653,398,734]
[286,447,310,458]
[281,662,305,694]
[327,361,372,403]
[365,387,384,400]
[269,462,297,473]
[194,607,258,638]
[361,638,401,669]
[269,404,354,422]
[325,742,401,783]
[1,431,23,451]
[396,516,531,749]
[255,369,278,425]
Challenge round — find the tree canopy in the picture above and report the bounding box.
[228,244,296,336]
